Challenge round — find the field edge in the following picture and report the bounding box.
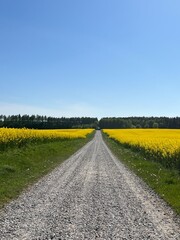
[0,131,95,209]
[102,132,180,215]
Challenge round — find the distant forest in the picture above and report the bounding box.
[99,117,180,129]
[0,115,98,129]
[0,115,180,129]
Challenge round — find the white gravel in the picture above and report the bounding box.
[0,131,179,239]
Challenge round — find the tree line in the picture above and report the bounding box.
[1,115,180,129]
[0,115,98,129]
[99,117,180,129]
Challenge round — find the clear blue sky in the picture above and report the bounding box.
[0,0,180,118]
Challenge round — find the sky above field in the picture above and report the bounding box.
[0,0,180,118]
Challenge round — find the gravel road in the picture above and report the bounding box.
[0,131,179,239]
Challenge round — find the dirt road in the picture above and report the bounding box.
[0,131,179,239]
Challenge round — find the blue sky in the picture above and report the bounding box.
[0,0,180,118]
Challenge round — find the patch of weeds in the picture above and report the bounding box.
[0,165,16,174]
[165,179,175,185]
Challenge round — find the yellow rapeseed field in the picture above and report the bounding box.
[103,129,180,169]
[0,128,93,151]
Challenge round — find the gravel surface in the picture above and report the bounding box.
[0,131,179,239]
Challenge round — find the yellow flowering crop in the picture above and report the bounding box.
[103,129,180,169]
[0,128,94,151]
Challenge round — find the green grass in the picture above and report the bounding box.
[103,132,180,215]
[0,132,94,208]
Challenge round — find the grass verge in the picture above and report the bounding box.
[103,132,180,215]
[0,132,94,208]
